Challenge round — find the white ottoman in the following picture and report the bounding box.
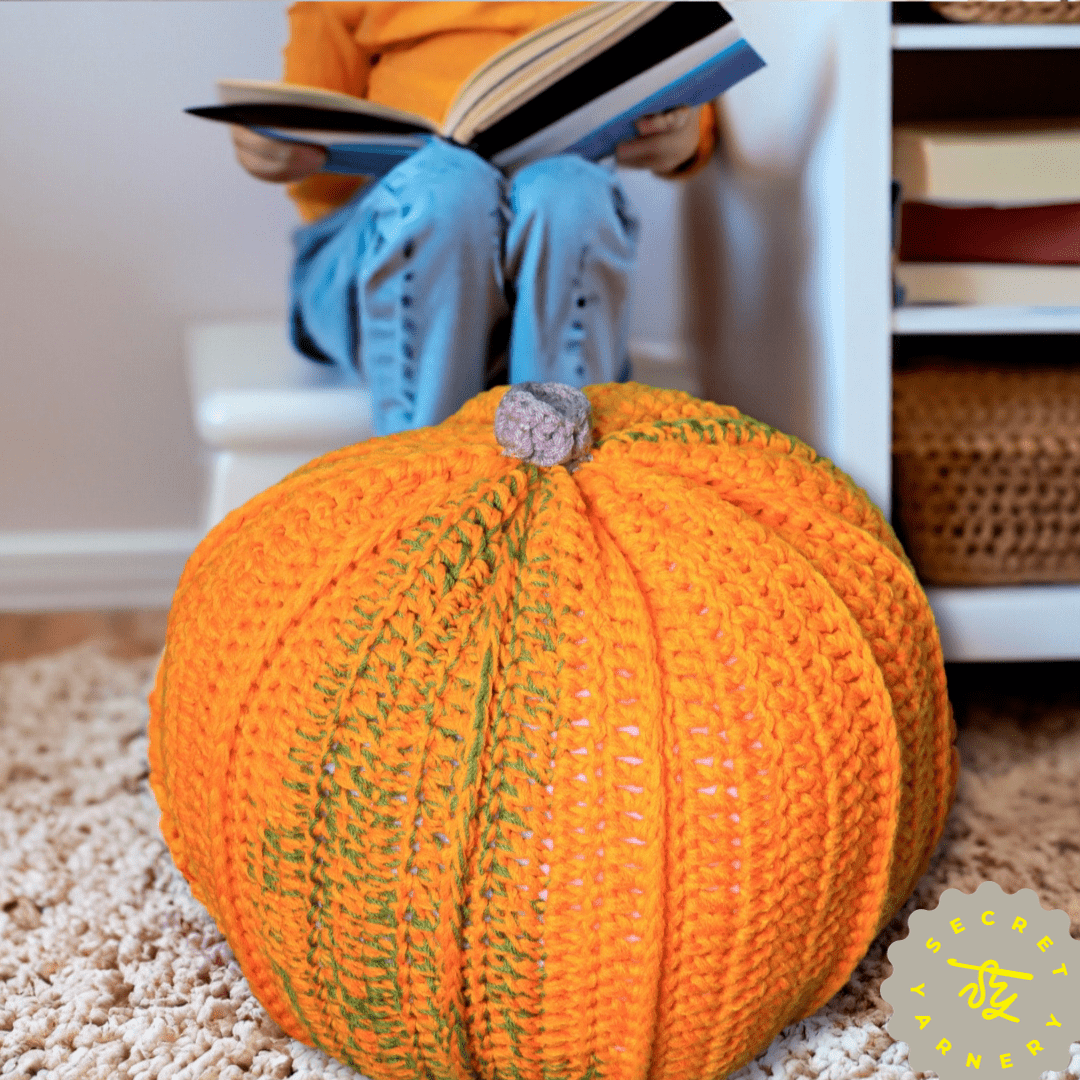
[187,321,700,534]
[187,320,373,532]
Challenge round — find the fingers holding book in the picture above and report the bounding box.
[231,126,327,183]
[615,105,701,176]
[635,106,692,137]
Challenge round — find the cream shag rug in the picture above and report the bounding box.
[1,642,1078,1080]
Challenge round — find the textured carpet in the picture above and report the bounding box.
[1,642,1078,1080]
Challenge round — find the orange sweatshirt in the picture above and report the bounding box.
[283,1,718,222]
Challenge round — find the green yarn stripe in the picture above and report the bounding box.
[253,471,533,1077]
[467,468,556,1080]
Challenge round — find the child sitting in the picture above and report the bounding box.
[233,2,717,436]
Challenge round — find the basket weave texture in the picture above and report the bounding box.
[893,366,1080,585]
[931,1,1080,22]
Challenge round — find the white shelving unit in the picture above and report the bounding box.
[893,306,1080,336]
[892,23,1080,50]
[923,585,1080,662]
[861,14,1080,661]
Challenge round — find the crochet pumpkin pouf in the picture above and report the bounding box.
[149,382,958,1080]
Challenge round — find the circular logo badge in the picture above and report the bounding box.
[882,880,1079,1080]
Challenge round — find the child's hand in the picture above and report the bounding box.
[231,126,327,183]
[615,105,700,176]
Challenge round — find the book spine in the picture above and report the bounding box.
[898,201,1080,265]
[891,181,905,307]
[894,263,1080,306]
[892,128,1080,205]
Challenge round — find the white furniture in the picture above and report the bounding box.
[842,14,1080,660]
[187,320,374,531]
[187,320,700,534]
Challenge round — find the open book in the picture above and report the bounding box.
[187,1,764,176]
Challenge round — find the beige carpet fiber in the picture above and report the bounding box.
[1,642,1078,1080]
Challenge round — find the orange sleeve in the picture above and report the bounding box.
[657,100,718,181]
[283,2,373,222]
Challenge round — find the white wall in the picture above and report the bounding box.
[0,1,861,609]
[1,2,294,537]
[683,1,842,449]
[682,1,891,509]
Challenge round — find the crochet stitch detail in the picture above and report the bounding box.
[493,382,593,468]
[148,382,958,1080]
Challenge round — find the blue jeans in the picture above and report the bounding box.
[289,140,639,437]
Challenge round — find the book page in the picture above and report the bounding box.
[447,4,620,121]
[446,3,667,143]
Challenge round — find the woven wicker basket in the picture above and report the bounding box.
[931,1,1080,23]
[893,366,1080,585]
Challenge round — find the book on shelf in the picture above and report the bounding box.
[894,262,1080,306]
[187,1,765,176]
[893,121,1080,205]
[899,201,1080,264]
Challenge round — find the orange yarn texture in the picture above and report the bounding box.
[149,383,958,1080]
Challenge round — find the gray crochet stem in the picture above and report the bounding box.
[493,383,594,469]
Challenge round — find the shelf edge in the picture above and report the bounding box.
[925,584,1080,661]
[892,305,1080,335]
[892,23,1080,51]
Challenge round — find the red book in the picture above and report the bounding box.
[898,201,1080,265]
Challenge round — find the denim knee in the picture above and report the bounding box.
[289,181,377,369]
[381,139,506,247]
[356,140,509,434]
[510,155,638,242]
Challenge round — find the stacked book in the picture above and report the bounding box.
[892,120,1080,306]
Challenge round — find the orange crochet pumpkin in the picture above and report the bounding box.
[149,382,957,1080]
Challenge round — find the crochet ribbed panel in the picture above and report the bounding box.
[149,383,958,1080]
